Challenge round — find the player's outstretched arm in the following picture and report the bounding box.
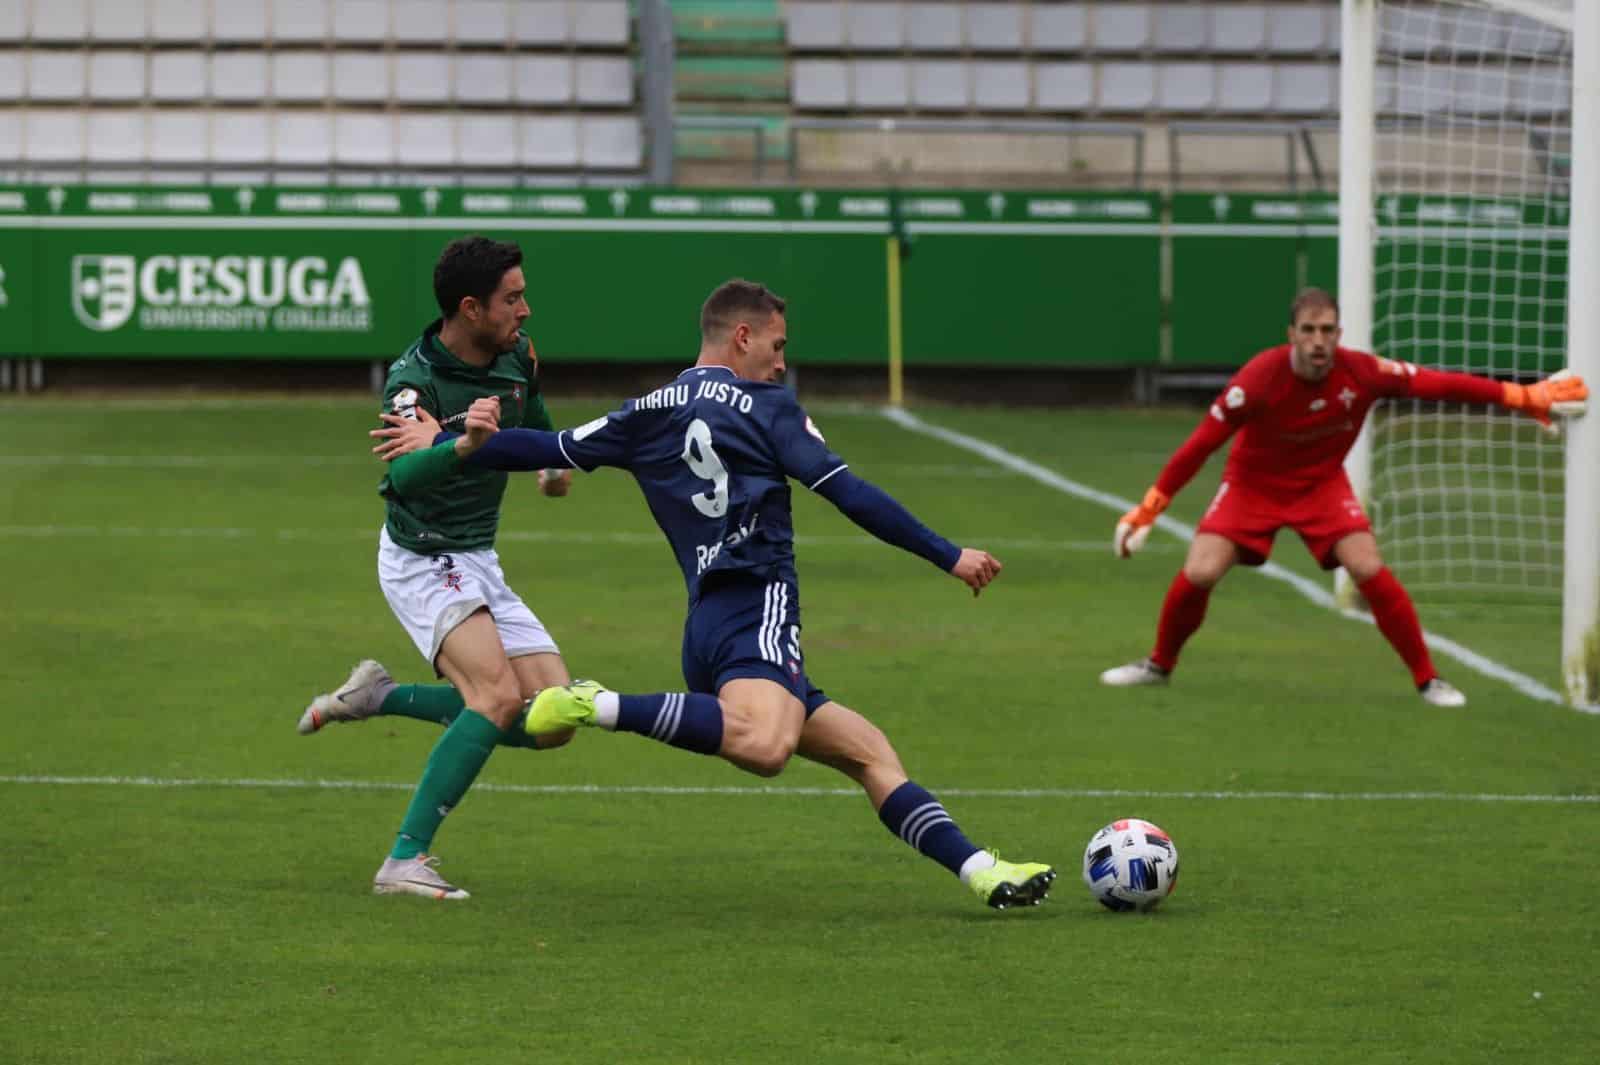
[370,399,499,496]
[810,468,983,586]
[1115,411,1234,558]
[1500,370,1588,434]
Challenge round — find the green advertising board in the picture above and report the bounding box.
[0,184,1165,368]
[1169,192,1339,367]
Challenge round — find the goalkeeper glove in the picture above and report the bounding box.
[1503,369,1588,436]
[1114,487,1170,559]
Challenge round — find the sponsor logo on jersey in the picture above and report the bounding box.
[1225,385,1246,410]
[392,387,421,420]
[70,253,373,334]
[804,415,825,442]
[1338,387,1357,409]
[1309,398,1327,411]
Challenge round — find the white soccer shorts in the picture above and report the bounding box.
[377,526,560,668]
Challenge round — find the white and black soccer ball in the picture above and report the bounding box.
[1082,818,1179,911]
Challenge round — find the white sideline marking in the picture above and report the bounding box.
[1,774,1594,804]
[881,407,1586,711]
[0,523,1172,555]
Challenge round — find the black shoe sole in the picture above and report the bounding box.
[986,868,1057,910]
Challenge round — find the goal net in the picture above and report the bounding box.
[1359,0,1574,602]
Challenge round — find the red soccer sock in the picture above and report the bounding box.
[1150,571,1212,673]
[1358,567,1436,688]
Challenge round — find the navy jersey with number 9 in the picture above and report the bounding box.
[558,365,845,602]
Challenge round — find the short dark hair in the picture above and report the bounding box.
[433,235,523,318]
[700,279,786,341]
[1289,287,1339,325]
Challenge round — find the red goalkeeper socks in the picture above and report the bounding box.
[1358,567,1436,687]
[1150,571,1212,673]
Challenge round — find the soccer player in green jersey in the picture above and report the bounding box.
[299,235,574,900]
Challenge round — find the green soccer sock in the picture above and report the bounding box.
[390,709,505,860]
[381,684,539,749]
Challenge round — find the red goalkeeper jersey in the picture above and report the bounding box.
[1154,345,1503,498]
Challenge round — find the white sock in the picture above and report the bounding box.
[957,849,997,886]
[593,690,620,729]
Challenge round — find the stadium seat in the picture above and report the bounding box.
[905,3,962,52]
[29,0,88,41]
[967,3,1023,52]
[88,51,146,101]
[28,52,86,101]
[151,109,214,164]
[1504,13,1568,57]
[333,52,389,103]
[209,111,272,164]
[333,0,388,43]
[1392,64,1453,115]
[576,56,634,106]
[274,112,334,166]
[1093,3,1153,52]
[515,55,576,105]
[1448,7,1506,55]
[1030,3,1087,52]
[1157,62,1216,112]
[973,61,1030,111]
[1514,65,1572,115]
[333,111,394,166]
[455,0,511,45]
[0,51,22,99]
[1379,4,1447,56]
[150,51,207,101]
[392,0,440,44]
[513,1,571,45]
[1034,62,1093,111]
[393,53,453,103]
[847,2,902,50]
[580,115,643,169]
[396,113,458,165]
[148,0,206,42]
[24,110,86,162]
[86,111,145,163]
[211,53,269,102]
[213,0,270,43]
[1450,67,1510,115]
[1272,62,1337,112]
[90,0,147,42]
[1208,4,1268,54]
[521,114,582,167]
[786,2,845,50]
[911,60,969,111]
[792,59,849,108]
[1267,4,1330,54]
[574,0,630,46]
[457,114,516,165]
[0,2,25,42]
[273,52,330,103]
[1152,4,1209,53]
[273,0,329,42]
[455,54,515,104]
[1216,62,1273,112]
[1098,63,1157,111]
[851,59,910,108]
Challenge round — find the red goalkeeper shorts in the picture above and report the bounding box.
[1196,471,1371,570]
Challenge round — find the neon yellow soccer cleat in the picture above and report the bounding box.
[524,680,609,736]
[969,852,1057,910]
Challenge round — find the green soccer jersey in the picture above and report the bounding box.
[378,319,554,553]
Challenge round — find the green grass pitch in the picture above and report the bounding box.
[2,395,1596,1065]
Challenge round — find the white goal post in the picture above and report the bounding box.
[1339,0,1598,705]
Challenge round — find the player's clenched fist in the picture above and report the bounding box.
[951,548,1002,596]
[1114,487,1170,559]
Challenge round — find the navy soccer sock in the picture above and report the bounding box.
[877,780,982,876]
[614,693,724,755]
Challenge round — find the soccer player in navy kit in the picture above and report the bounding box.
[375,279,1056,909]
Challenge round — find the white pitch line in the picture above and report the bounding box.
[1,774,1594,804]
[0,523,1172,554]
[881,407,1584,711]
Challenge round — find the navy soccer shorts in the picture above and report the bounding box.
[682,573,830,716]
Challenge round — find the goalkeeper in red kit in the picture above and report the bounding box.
[1102,288,1588,707]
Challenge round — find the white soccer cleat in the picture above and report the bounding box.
[299,659,394,734]
[372,855,470,900]
[1419,678,1467,708]
[1099,658,1170,687]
